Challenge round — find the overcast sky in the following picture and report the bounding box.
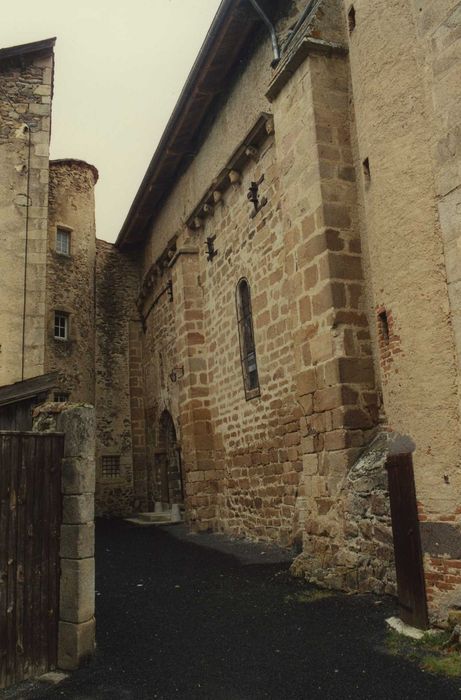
[2,0,222,242]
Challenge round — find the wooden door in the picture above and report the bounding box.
[386,452,428,629]
[0,432,63,690]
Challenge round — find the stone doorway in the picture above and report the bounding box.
[153,410,183,507]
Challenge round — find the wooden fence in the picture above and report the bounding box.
[0,431,64,689]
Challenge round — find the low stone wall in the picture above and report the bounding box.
[33,403,96,670]
[292,432,396,595]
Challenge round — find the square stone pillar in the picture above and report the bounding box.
[33,403,96,670]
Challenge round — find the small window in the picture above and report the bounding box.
[56,228,71,255]
[378,310,389,343]
[236,278,260,399]
[54,311,69,340]
[54,392,69,403]
[348,5,356,33]
[363,157,371,183]
[102,455,121,479]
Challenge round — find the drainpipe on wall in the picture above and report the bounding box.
[246,0,281,67]
[21,124,32,381]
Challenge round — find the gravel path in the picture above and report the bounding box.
[6,519,461,700]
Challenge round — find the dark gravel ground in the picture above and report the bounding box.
[5,519,461,700]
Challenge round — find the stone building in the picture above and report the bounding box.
[2,0,461,626]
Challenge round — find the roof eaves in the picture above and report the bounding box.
[0,37,56,64]
[116,0,262,250]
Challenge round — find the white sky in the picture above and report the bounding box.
[2,0,222,242]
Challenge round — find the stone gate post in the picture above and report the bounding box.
[33,403,96,671]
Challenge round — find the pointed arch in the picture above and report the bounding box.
[157,409,183,504]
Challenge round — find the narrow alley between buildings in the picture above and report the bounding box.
[5,519,461,700]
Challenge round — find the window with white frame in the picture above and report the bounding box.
[54,311,69,340]
[56,227,71,255]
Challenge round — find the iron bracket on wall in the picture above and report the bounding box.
[247,174,267,218]
[205,236,218,262]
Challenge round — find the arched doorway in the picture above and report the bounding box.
[155,410,183,506]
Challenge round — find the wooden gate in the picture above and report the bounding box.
[0,431,64,689]
[386,452,429,629]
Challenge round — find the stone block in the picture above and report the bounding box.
[60,523,95,559]
[310,332,334,364]
[63,494,94,524]
[302,453,319,475]
[312,281,346,314]
[338,357,375,385]
[58,618,95,671]
[62,456,96,495]
[57,406,96,458]
[314,386,344,412]
[438,189,461,244]
[60,558,95,624]
[296,368,316,396]
[445,238,461,284]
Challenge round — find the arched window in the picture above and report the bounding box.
[236,278,260,399]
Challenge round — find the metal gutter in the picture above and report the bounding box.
[247,0,280,66]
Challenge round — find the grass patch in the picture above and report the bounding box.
[422,654,461,677]
[386,628,461,678]
[284,589,336,604]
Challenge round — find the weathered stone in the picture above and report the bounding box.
[62,456,96,495]
[60,523,95,559]
[58,618,95,671]
[58,407,96,458]
[62,495,94,524]
[60,558,95,624]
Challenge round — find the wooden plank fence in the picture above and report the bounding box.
[0,431,63,690]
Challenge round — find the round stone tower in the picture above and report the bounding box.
[45,159,99,403]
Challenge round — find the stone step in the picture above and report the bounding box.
[137,512,173,523]
[125,506,183,527]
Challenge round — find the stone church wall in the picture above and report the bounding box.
[137,0,392,589]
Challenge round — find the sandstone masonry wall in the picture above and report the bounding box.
[137,0,392,592]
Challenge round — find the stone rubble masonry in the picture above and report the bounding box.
[0,48,54,385]
[45,160,98,404]
[33,403,96,671]
[95,240,140,516]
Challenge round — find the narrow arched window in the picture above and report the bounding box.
[236,278,260,399]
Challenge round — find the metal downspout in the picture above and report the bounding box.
[21,125,32,381]
[246,0,281,67]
